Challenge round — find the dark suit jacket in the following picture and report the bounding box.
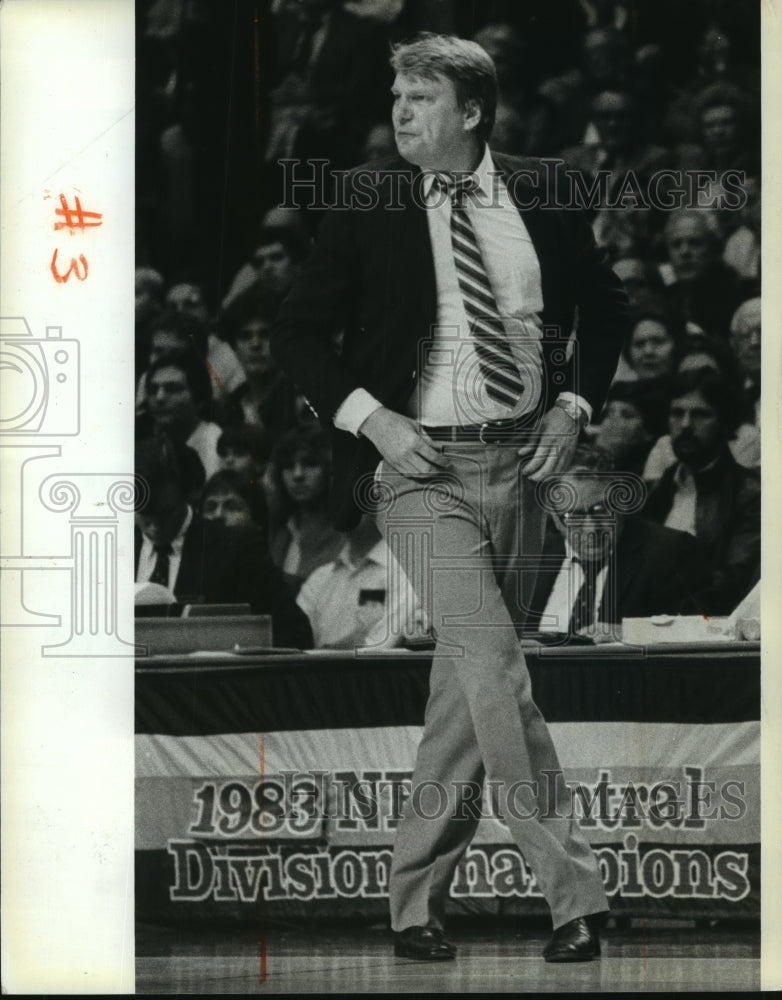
[272,153,630,529]
[525,515,704,631]
[135,516,313,648]
[641,447,761,615]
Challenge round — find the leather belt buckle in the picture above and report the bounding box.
[479,419,515,444]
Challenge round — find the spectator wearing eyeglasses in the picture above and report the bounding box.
[525,445,702,641]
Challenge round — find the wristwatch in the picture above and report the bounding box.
[554,396,589,429]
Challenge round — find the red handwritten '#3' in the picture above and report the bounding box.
[53,193,103,232]
[50,248,88,283]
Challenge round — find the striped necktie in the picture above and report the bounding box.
[437,172,525,411]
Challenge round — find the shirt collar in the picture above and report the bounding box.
[335,537,388,570]
[142,505,192,557]
[673,454,720,487]
[421,144,497,202]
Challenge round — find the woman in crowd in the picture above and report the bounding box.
[266,424,343,594]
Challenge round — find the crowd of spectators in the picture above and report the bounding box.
[134,0,761,647]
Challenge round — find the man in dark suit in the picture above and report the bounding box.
[134,437,312,649]
[525,446,702,639]
[641,368,760,615]
[272,33,629,962]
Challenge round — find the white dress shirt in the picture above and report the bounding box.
[663,463,698,536]
[296,538,419,649]
[333,146,591,435]
[539,543,610,633]
[136,506,194,592]
[186,420,222,479]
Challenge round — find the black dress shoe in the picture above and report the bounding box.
[542,915,602,963]
[394,926,456,961]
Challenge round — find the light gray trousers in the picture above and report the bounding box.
[374,443,608,931]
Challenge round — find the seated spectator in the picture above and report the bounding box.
[723,177,760,280]
[267,424,344,593]
[564,89,670,184]
[221,214,310,315]
[591,382,658,476]
[165,280,246,395]
[690,81,759,179]
[613,258,666,305]
[641,368,760,615]
[296,514,421,649]
[623,305,684,384]
[612,305,685,436]
[525,445,702,642]
[643,339,760,478]
[216,424,270,480]
[218,299,286,425]
[135,437,312,647]
[201,470,269,536]
[663,23,748,145]
[660,209,757,341]
[135,266,165,379]
[473,23,557,156]
[594,210,655,265]
[218,299,317,441]
[266,0,392,170]
[538,27,632,150]
[729,297,761,425]
[143,350,223,480]
[136,308,211,418]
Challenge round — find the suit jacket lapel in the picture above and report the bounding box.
[597,519,643,621]
[393,163,437,326]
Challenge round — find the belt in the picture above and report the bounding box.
[422,417,534,444]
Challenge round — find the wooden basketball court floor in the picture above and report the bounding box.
[136,919,760,993]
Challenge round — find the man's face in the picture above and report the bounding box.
[202,488,254,529]
[551,475,620,563]
[391,72,477,170]
[166,283,210,325]
[701,104,737,157]
[730,301,761,379]
[629,319,675,379]
[234,320,274,378]
[253,242,294,297]
[147,365,200,435]
[583,30,624,84]
[592,92,632,154]
[669,389,724,468]
[666,217,717,283]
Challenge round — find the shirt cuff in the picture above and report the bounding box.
[333,388,384,437]
[557,392,592,425]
